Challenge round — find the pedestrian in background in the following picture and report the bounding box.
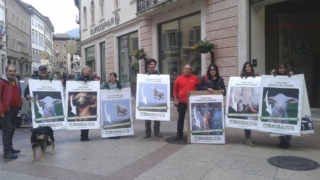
[173,64,199,140]
[0,65,23,159]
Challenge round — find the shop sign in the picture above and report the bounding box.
[90,13,120,36]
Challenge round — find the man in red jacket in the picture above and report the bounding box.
[173,64,199,140]
[0,65,23,159]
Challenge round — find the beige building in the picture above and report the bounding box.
[53,34,81,75]
[77,0,320,107]
[6,0,32,78]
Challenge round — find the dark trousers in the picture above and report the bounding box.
[244,129,251,138]
[177,103,188,134]
[145,120,160,134]
[279,135,292,143]
[81,129,89,137]
[2,107,19,154]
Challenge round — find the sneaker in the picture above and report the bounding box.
[80,136,89,141]
[11,148,21,154]
[154,132,163,138]
[283,143,290,149]
[4,152,18,159]
[143,133,151,138]
[243,138,255,147]
[278,141,285,148]
[175,133,183,140]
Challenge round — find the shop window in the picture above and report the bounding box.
[100,42,106,82]
[85,46,95,72]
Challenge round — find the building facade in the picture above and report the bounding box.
[6,0,32,78]
[0,0,6,75]
[44,16,55,72]
[78,0,320,107]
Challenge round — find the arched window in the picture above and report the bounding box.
[83,6,87,27]
[99,0,104,17]
[90,0,95,24]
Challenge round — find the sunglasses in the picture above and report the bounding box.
[210,69,216,71]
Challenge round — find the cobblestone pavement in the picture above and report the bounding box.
[0,103,319,180]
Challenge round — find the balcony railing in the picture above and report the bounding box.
[137,0,168,13]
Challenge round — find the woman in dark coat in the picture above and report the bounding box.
[197,64,226,95]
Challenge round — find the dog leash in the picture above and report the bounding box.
[1,118,32,133]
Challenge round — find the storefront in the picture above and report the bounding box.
[251,0,320,107]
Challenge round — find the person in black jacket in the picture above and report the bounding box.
[144,59,163,138]
[197,64,226,95]
[76,66,93,141]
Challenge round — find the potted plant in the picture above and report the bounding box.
[191,39,215,53]
[132,48,147,59]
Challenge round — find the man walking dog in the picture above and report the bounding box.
[0,65,23,159]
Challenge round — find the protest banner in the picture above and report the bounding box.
[100,88,134,138]
[28,79,66,130]
[135,74,170,121]
[188,91,225,144]
[66,81,100,130]
[225,77,261,130]
[258,75,304,135]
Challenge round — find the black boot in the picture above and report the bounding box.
[175,132,183,140]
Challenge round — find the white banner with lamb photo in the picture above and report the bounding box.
[258,75,304,135]
[135,74,170,121]
[188,92,225,144]
[28,79,67,130]
[225,77,261,130]
[100,88,134,138]
[66,81,100,130]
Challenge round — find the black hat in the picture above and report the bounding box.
[39,65,47,70]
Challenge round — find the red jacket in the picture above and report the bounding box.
[0,75,23,114]
[173,74,199,103]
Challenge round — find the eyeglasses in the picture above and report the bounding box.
[210,69,216,71]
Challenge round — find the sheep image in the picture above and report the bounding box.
[151,86,165,100]
[267,93,298,124]
[38,96,62,122]
[114,102,127,116]
[71,92,97,121]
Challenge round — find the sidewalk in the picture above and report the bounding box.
[0,103,319,180]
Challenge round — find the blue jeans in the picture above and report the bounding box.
[2,107,19,154]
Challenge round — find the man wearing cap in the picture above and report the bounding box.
[24,65,52,145]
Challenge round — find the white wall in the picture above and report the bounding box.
[250,4,265,75]
[81,0,137,41]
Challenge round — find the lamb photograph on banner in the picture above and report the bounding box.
[28,79,66,130]
[66,81,100,130]
[135,74,170,121]
[188,93,225,144]
[225,77,261,130]
[101,88,134,138]
[258,75,304,135]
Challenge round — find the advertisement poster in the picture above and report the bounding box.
[258,75,304,135]
[188,93,225,144]
[100,88,134,138]
[28,79,67,130]
[135,74,170,121]
[66,81,100,130]
[225,77,261,130]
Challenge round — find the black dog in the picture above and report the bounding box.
[30,126,55,162]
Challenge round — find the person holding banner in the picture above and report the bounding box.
[271,61,294,149]
[197,64,226,95]
[240,62,257,147]
[173,64,200,140]
[103,72,122,139]
[76,66,93,141]
[143,59,163,138]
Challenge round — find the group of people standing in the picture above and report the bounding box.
[0,59,294,159]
